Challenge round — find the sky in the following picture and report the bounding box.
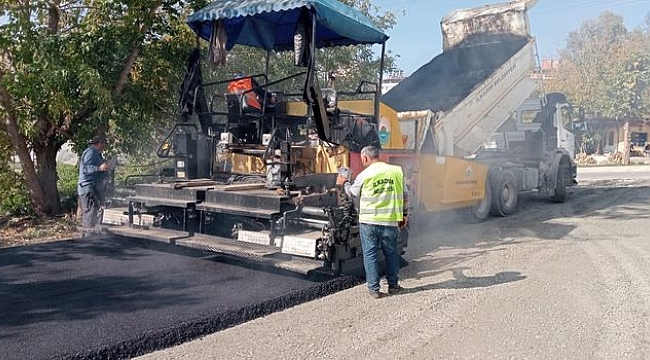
[2,0,647,76]
[374,0,650,76]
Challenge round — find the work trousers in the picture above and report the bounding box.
[79,185,104,229]
[359,223,400,292]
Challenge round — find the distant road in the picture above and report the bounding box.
[578,164,650,181]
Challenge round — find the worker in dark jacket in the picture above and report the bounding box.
[77,135,110,234]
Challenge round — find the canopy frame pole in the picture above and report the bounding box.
[310,11,317,68]
[304,10,318,124]
[263,50,271,113]
[264,50,271,78]
[374,42,386,124]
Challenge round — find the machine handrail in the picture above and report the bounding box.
[156,123,198,158]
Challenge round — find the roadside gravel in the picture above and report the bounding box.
[138,176,650,360]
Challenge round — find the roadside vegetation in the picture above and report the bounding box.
[545,12,650,164]
[0,0,397,241]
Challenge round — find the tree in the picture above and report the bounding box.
[0,0,397,218]
[316,0,398,91]
[604,45,650,163]
[547,12,629,118]
[547,12,650,163]
[0,0,197,217]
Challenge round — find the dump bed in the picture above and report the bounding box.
[382,34,529,114]
[441,0,537,50]
[382,1,540,156]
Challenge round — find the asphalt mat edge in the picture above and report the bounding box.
[57,274,361,360]
[0,236,364,360]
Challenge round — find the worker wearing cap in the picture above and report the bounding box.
[336,145,407,298]
[77,135,110,235]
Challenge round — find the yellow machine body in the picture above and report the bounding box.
[284,98,489,213]
[415,155,488,212]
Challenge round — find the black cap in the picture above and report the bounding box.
[89,135,107,145]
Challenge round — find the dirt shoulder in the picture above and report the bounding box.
[0,215,80,249]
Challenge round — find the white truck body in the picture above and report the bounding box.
[435,39,538,156]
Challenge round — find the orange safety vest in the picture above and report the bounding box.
[227,78,262,110]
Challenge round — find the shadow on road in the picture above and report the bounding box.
[0,274,199,327]
[393,268,526,296]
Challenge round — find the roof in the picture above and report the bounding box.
[187,0,389,51]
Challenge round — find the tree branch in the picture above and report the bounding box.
[0,82,49,216]
[0,72,13,116]
[70,103,98,124]
[48,0,62,34]
[113,5,161,97]
[59,4,97,11]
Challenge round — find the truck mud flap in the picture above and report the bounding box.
[103,226,326,275]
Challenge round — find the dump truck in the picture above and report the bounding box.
[382,0,577,220]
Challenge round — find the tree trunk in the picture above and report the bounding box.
[77,152,82,219]
[34,142,62,215]
[2,115,51,217]
[615,119,621,152]
[622,120,631,165]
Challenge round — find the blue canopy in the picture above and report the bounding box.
[187,0,389,51]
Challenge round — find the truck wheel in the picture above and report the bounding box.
[467,176,492,222]
[491,170,517,217]
[551,167,567,203]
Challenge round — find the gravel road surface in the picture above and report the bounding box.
[138,166,650,360]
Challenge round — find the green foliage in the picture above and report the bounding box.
[56,163,79,213]
[0,0,196,216]
[113,156,174,188]
[602,52,650,119]
[0,131,32,216]
[548,11,650,121]
[578,132,603,154]
[0,168,32,216]
[199,0,398,94]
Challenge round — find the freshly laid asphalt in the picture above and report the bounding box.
[0,236,360,360]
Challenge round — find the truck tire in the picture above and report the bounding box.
[467,176,492,222]
[491,170,517,217]
[551,167,567,203]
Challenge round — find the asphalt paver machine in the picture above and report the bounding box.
[104,0,409,275]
